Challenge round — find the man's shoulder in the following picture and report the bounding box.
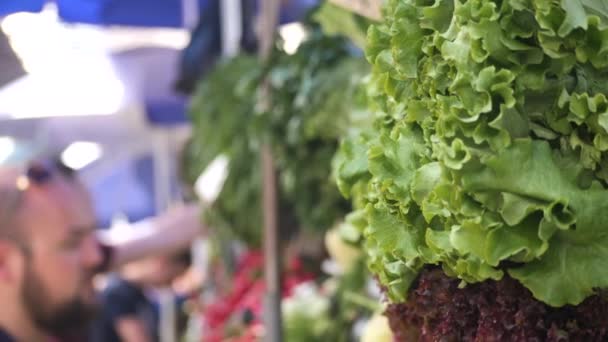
[103,276,144,298]
[99,276,149,318]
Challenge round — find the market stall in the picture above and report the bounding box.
[183,2,387,341]
[3,0,607,341]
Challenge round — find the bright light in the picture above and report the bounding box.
[0,4,125,119]
[195,155,229,204]
[0,137,16,164]
[1,4,189,62]
[61,142,103,170]
[0,68,125,119]
[1,4,70,74]
[279,23,308,55]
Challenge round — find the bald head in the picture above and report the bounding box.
[0,164,102,339]
[0,165,94,247]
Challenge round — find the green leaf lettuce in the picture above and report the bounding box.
[336,0,608,307]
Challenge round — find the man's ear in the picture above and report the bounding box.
[0,241,24,283]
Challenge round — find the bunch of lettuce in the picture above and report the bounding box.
[335,0,608,307]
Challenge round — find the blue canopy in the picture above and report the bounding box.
[1,0,319,27]
[0,0,43,17]
[1,0,209,27]
[57,0,211,28]
[1,0,319,126]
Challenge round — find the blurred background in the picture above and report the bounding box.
[0,0,315,227]
[0,1,390,342]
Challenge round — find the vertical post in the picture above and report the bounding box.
[158,290,177,342]
[154,129,177,342]
[258,0,282,341]
[153,129,172,213]
[220,0,242,57]
[261,145,281,342]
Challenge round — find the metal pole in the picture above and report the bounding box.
[261,145,281,342]
[153,129,172,213]
[154,129,177,342]
[220,0,242,57]
[158,290,177,342]
[258,0,282,341]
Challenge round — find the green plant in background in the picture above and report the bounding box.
[335,0,608,307]
[283,283,333,342]
[185,22,371,243]
[283,257,375,342]
[185,55,266,245]
[182,7,383,340]
[257,28,370,232]
[182,55,261,185]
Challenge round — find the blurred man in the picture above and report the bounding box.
[0,163,103,341]
[0,162,203,341]
[91,250,192,342]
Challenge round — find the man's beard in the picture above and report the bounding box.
[21,263,99,337]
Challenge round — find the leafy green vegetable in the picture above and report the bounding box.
[182,56,260,186]
[185,26,371,244]
[257,29,370,232]
[283,283,333,342]
[186,56,266,245]
[314,2,375,49]
[283,257,375,342]
[335,0,608,307]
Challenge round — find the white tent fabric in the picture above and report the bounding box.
[0,46,187,153]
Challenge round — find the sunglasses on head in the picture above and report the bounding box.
[27,158,76,183]
[0,159,76,228]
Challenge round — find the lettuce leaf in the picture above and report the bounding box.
[336,0,608,307]
[314,2,374,50]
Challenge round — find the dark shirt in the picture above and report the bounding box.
[0,328,14,342]
[89,276,157,342]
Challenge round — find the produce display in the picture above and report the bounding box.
[185,11,379,341]
[201,251,315,342]
[334,0,608,339]
[186,24,370,243]
[183,55,265,245]
[283,232,379,342]
[257,29,369,232]
[360,313,394,342]
[384,267,608,340]
[183,1,608,339]
[199,236,379,342]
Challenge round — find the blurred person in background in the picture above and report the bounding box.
[0,161,204,341]
[90,249,192,342]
